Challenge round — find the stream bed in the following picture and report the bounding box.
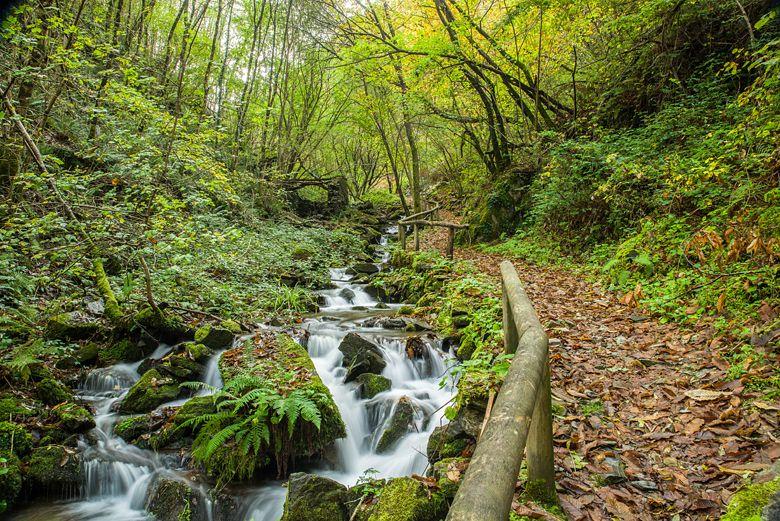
[11,228,455,521]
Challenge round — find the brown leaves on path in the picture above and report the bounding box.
[417,222,778,520]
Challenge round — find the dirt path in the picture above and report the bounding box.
[418,223,778,520]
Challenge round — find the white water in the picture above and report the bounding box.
[12,228,454,521]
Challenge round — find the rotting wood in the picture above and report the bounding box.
[446,260,555,521]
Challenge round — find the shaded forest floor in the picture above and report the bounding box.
[419,221,778,520]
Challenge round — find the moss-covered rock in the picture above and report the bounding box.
[427,422,473,464]
[36,378,73,405]
[114,414,153,442]
[338,333,386,382]
[376,397,417,453]
[76,342,101,365]
[363,477,447,521]
[722,477,780,521]
[355,373,391,399]
[0,396,36,420]
[0,451,22,506]
[183,342,211,363]
[221,319,242,334]
[216,333,346,476]
[120,369,181,414]
[46,312,101,340]
[157,354,204,380]
[27,445,82,494]
[0,421,33,456]
[153,396,216,449]
[132,307,190,345]
[101,339,144,364]
[281,472,349,521]
[194,325,235,350]
[53,402,95,432]
[146,476,210,521]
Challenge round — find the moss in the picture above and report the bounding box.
[133,307,188,344]
[120,369,181,413]
[430,457,468,499]
[194,325,234,349]
[76,342,100,364]
[521,479,560,510]
[36,378,73,405]
[46,312,101,340]
[355,373,391,399]
[0,422,33,456]
[0,451,22,505]
[183,342,210,362]
[722,478,780,521]
[365,477,447,521]
[146,477,205,521]
[221,319,242,334]
[281,473,349,521]
[102,339,143,364]
[216,333,346,473]
[114,414,152,442]
[376,397,416,453]
[0,397,36,419]
[52,402,95,432]
[27,445,82,493]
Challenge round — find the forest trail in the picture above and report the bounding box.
[420,219,779,520]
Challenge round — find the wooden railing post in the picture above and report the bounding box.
[399,225,406,250]
[526,362,556,500]
[446,227,455,260]
[413,224,420,251]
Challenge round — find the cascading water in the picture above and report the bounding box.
[12,226,454,521]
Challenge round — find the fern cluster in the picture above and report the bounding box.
[179,375,325,486]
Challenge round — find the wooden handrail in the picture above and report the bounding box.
[399,203,441,223]
[446,261,555,521]
[396,204,467,259]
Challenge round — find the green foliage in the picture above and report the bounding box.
[181,375,325,486]
[721,478,780,521]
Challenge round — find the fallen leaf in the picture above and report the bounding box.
[684,389,730,402]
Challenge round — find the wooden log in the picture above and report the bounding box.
[527,363,556,500]
[398,219,468,229]
[399,203,441,223]
[446,261,552,521]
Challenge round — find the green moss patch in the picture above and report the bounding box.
[722,478,780,521]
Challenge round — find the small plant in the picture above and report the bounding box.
[580,399,604,417]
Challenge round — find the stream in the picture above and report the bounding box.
[11,227,455,521]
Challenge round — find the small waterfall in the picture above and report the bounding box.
[11,227,455,521]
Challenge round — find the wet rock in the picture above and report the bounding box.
[157,353,204,380]
[0,421,34,456]
[351,262,380,275]
[380,317,406,329]
[0,451,22,507]
[154,396,216,449]
[76,342,100,365]
[358,477,447,521]
[114,414,156,443]
[53,402,96,432]
[183,341,211,363]
[102,338,144,364]
[338,333,386,382]
[441,334,461,353]
[374,302,390,310]
[339,288,356,302]
[120,369,181,413]
[195,324,235,350]
[352,306,369,311]
[451,315,470,329]
[281,472,349,521]
[355,373,391,399]
[146,476,210,521]
[630,479,659,492]
[46,312,101,340]
[600,456,627,485]
[405,337,427,359]
[364,284,388,301]
[36,377,73,405]
[426,418,475,464]
[376,396,416,453]
[27,445,82,495]
[133,307,191,346]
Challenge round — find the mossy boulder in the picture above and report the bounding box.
[427,421,473,464]
[722,477,780,521]
[154,396,216,449]
[355,373,391,399]
[221,319,242,334]
[0,396,36,420]
[0,451,22,506]
[362,477,447,521]
[183,342,211,363]
[27,445,82,494]
[46,312,101,340]
[76,342,100,365]
[338,333,386,382]
[146,476,210,521]
[376,396,417,453]
[101,339,144,364]
[114,414,154,443]
[53,402,95,432]
[157,354,204,380]
[132,307,190,345]
[217,333,346,475]
[0,421,33,456]
[351,262,380,275]
[36,378,73,406]
[281,472,349,521]
[120,369,181,413]
[194,325,235,350]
